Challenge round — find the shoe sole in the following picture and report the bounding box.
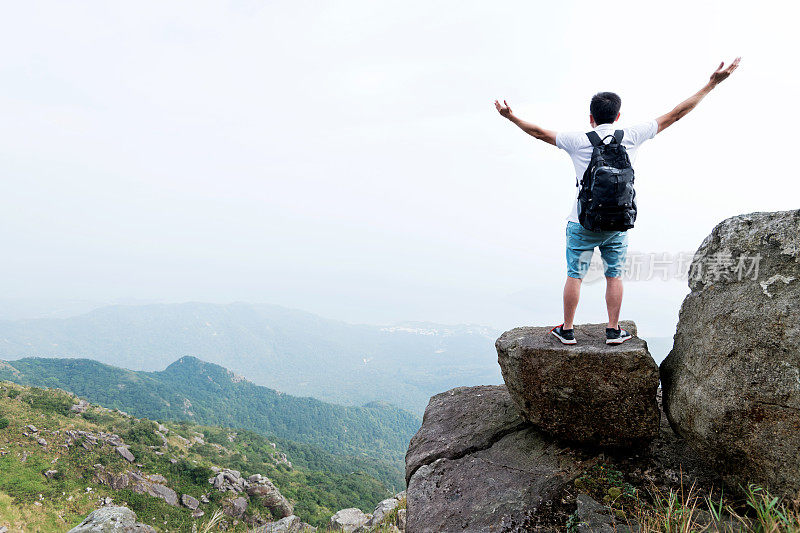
[606,336,632,345]
[550,329,577,345]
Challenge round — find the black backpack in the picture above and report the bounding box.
[577,130,637,232]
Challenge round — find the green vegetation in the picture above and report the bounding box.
[571,463,800,532]
[573,463,637,516]
[0,356,419,490]
[0,381,398,531]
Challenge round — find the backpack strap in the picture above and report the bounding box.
[586,131,602,147]
[613,130,624,144]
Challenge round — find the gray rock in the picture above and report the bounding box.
[396,508,406,531]
[93,465,130,490]
[247,478,293,518]
[26,425,38,433]
[37,438,48,447]
[496,321,660,446]
[405,385,527,484]
[154,431,168,448]
[223,495,248,519]
[44,469,59,479]
[67,506,155,532]
[115,447,135,463]
[573,494,638,533]
[366,495,401,526]
[408,427,587,532]
[329,508,370,532]
[128,472,178,506]
[71,399,90,414]
[405,385,594,532]
[181,494,199,510]
[250,515,302,533]
[661,210,800,497]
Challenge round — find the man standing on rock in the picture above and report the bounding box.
[495,58,740,345]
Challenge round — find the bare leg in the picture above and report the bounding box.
[563,276,582,329]
[605,276,623,329]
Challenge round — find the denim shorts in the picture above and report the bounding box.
[566,221,628,279]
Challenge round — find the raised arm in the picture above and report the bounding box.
[495,100,556,146]
[656,57,741,133]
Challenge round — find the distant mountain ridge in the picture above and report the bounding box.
[0,302,503,414]
[0,355,419,489]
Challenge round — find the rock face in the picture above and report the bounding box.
[405,385,528,484]
[405,385,594,532]
[661,210,800,497]
[496,321,660,447]
[67,506,155,532]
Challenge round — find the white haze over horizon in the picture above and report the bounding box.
[1,1,798,337]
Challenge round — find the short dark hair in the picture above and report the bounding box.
[590,92,621,124]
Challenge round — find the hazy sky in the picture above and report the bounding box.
[1,1,797,336]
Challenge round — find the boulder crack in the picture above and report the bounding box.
[407,421,529,484]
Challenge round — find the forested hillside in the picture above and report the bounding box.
[0,357,419,490]
[0,381,396,530]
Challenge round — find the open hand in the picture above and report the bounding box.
[494,99,513,119]
[710,57,741,87]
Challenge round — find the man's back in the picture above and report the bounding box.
[556,120,658,223]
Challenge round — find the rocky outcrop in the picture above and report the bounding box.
[496,321,660,447]
[211,468,248,492]
[247,474,294,518]
[67,506,155,532]
[405,385,596,532]
[661,209,800,497]
[405,385,724,532]
[70,399,90,414]
[93,465,130,490]
[128,471,179,506]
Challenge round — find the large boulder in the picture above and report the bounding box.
[67,506,155,532]
[329,508,370,532]
[405,385,595,532]
[405,385,528,484]
[405,385,725,532]
[496,321,660,446]
[661,210,800,497]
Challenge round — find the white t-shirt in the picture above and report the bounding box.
[556,120,658,223]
